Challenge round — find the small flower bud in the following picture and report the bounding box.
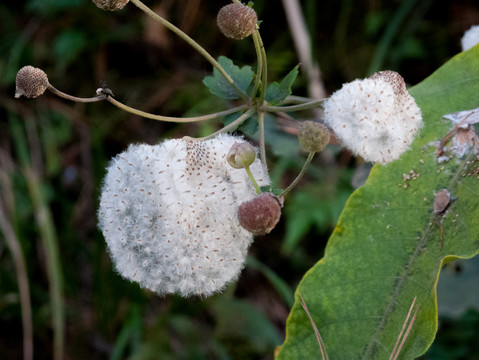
[15,66,49,98]
[238,193,283,236]
[217,3,258,40]
[227,142,256,169]
[92,0,129,11]
[298,121,330,153]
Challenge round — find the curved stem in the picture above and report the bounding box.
[283,95,317,104]
[256,33,268,105]
[106,96,247,123]
[245,165,262,194]
[251,31,263,100]
[129,0,248,101]
[280,151,315,197]
[48,85,106,103]
[260,98,324,113]
[257,111,267,172]
[185,108,256,141]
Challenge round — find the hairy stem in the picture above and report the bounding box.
[48,85,106,103]
[280,151,315,197]
[129,0,248,101]
[257,111,267,172]
[185,108,256,141]
[245,165,262,194]
[106,96,248,123]
[260,98,324,113]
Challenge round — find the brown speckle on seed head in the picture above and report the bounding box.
[92,0,129,11]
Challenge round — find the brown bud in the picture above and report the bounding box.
[238,193,283,236]
[92,0,129,11]
[227,142,256,169]
[15,66,49,99]
[369,70,407,97]
[298,121,330,153]
[217,3,258,40]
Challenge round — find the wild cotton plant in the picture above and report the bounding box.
[15,0,421,319]
[22,1,479,360]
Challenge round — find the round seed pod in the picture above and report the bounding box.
[227,142,256,169]
[15,66,49,99]
[92,0,129,11]
[217,3,258,40]
[298,121,330,153]
[238,193,283,236]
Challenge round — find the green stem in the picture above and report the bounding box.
[185,108,256,141]
[48,84,106,103]
[245,165,262,194]
[129,0,248,101]
[257,111,267,172]
[280,151,315,197]
[260,99,324,113]
[251,31,263,100]
[106,96,247,123]
[257,33,268,105]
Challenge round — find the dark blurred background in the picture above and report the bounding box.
[1,0,478,359]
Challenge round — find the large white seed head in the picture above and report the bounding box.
[461,25,479,51]
[323,71,422,164]
[98,134,269,297]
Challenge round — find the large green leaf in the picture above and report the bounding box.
[276,46,479,360]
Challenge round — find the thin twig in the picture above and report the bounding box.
[260,99,324,113]
[389,297,418,360]
[48,84,106,103]
[280,152,315,197]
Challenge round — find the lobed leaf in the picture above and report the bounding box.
[265,65,299,105]
[202,56,254,99]
[276,46,479,359]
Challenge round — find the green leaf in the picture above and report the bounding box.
[265,65,299,105]
[276,46,479,360]
[202,56,254,99]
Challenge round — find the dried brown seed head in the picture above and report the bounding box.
[15,66,49,99]
[92,0,129,11]
[238,193,283,235]
[298,121,330,153]
[217,3,258,40]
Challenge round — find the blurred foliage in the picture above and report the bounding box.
[0,0,478,359]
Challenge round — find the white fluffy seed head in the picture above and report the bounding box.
[461,25,479,51]
[323,71,422,164]
[98,134,269,297]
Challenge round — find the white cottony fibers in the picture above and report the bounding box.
[98,134,269,297]
[323,71,422,164]
[461,25,479,51]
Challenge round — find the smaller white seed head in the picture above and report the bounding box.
[323,71,422,164]
[15,66,49,98]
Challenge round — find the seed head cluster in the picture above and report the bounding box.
[461,25,479,51]
[323,70,422,164]
[98,134,269,297]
